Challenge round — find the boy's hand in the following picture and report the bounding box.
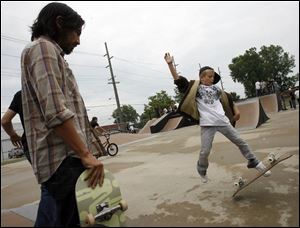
[164,53,173,64]
[164,52,179,80]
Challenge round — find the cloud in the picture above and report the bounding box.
[1,1,299,125]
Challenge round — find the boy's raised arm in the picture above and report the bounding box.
[164,53,179,80]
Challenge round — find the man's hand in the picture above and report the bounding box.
[164,53,173,64]
[81,152,105,189]
[53,118,105,189]
[10,133,23,148]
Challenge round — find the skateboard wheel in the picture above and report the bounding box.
[119,200,128,211]
[268,153,276,163]
[85,213,95,225]
[234,182,239,187]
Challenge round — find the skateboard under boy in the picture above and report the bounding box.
[232,151,295,197]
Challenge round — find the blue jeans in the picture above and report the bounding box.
[197,125,258,175]
[34,156,85,227]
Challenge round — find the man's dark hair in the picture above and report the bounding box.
[30,2,85,41]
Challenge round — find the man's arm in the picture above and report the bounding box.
[53,118,104,188]
[1,109,23,148]
[164,53,179,80]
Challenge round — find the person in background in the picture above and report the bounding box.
[1,90,31,164]
[295,89,299,105]
[255,80,261,97]
[289,88,297,109]
[90,116,100,128]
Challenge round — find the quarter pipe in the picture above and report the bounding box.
[235,98,269,130]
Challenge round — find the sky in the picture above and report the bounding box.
[1,1,299,125]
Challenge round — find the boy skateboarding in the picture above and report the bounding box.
[164,53,271,183]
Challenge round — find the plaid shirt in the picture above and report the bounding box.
[21,36,93,184]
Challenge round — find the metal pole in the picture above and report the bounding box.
[104,42,123,126]
[218,67,224,90]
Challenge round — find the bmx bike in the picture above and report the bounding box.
[101,133,119,156]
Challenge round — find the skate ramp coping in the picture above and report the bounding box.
[235,98,269,130]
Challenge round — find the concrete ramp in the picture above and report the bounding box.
[259,93,280,113]
[139,118,157,134]
[150,112,173,134]
[160,116,183,132]
[235,98,269,130]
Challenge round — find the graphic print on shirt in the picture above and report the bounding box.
[197,86,220,105]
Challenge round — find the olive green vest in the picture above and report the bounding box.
[178,80,235,125]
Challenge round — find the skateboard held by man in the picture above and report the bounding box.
[75,168,128,226]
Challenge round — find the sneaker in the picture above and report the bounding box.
[255,161,272,177]
[199,170,208,183]
[247,159,259,168]
[200,174,208,183]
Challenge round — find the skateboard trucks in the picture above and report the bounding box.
[234,177,245,188]
[85,200,128,225]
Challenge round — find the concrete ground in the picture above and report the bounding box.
[1,109,299,227]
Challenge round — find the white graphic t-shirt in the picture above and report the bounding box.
[196,84,230,126]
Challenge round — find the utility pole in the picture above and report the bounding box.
[218,67,224,90]
[104,42,123,125]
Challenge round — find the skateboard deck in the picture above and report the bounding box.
[75,168,127,227]
[232,151,295,197]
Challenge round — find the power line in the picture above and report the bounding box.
[1,34,106,58]
[114,56,166,74]
[2,67,21,72]
[1,34,29,44]
[1,74,20,78]
[113,68,169,80]
[1,52,107,69]
[1,53,21,58]
[69,63,105,68]
[73,50,104,57]
[114,56,161,66]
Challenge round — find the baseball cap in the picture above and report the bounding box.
[199,66,221,84]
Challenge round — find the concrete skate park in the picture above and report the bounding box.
[1,102,299,226]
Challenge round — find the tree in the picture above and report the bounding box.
[259,45,295,89]
[148,90,175,118]
[112,105,139,124]
[281,73,299,91]
[229,45,296,97]
[136,105,153,129]
[136,90,176,128]
[229,47,264,97]
[174,87,184,104]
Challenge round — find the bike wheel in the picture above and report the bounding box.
[107,143,118,156]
